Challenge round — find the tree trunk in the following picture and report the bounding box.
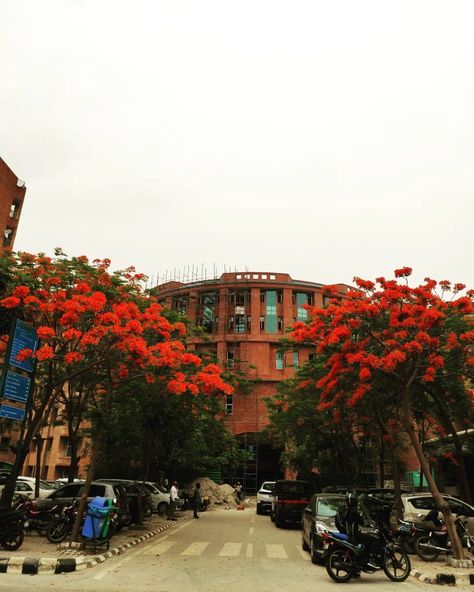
[70,443,98,542]
[392,447,403,521]
[402,389,465,559]
[34,435,43,497]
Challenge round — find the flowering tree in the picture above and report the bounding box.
[0,249,232,517]
[291,268,474,559]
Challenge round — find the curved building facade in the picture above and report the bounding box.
[154,271,348,490]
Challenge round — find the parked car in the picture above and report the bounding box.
[271,480,312,527]
[256,481,275,515]
[96,479,153,522]
[143,481,184,515]
[392,493,474,536]
[301,493,346,563]
[33,481,131,530]
[0,476,55,499]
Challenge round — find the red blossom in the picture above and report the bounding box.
[35,345,55,361]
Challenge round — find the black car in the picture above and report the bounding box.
[271,480,312,527]
[33,481,131,530]
[301,493,346,563]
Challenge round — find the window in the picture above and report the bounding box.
[296,293,309,321]
[276,351,284,370]
[227,349,235,368]
[261,274,267,280]
[3,227,14,247]
[260,291,265,302]
[293,351,299,367]
[308,353,315,361]
[9,200,21,219]
[277,317,283,331]
[171,294,188,314]
[246,316,251,331]
[266,291,277,333]
[259,316,265,331]
[410,497,436,510]
[323,295,331,308]
[54,484,81,498]
[0,436,11,453]
[277,290,283,303]
[225,395,233,415]
[234,315,246,333]
[227,316,234,330]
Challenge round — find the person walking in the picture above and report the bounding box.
[234,481,243,502]
[192,482,202,519]
[168,480,178,520]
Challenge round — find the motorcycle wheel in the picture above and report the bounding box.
[415,535,441,561]
[1,529,24,551]
[36,515,55,536]
[46,519,69,543]
[325,548,354,582]
[383,545,411,582]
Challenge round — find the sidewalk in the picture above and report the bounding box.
[409,554,474,586]
[0,511,192,575]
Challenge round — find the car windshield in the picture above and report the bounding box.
[317,498,345,517]
[39,480,53,489]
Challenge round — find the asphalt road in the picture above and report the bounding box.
[0,508,438,591]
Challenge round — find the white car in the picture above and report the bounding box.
[15,476,55,498]
[256,481,275,515]
[395,493,474,536]
[143,482,184,514]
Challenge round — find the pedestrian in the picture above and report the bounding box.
[168,480,178,520]
[234,481,242,502]
[192,482,202,519]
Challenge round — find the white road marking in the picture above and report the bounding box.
[297,545,310,561]
[93,545,147,580]
[246,543,253,558]
[250,516,255,524]
[266,544,288,559]
[181,541,210,555]
[249,526,254,535]
[219,542,242,557]
[142,539,177,555]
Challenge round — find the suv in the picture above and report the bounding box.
[393,493,474,535]
[256,481,275,515]
[33,481,131,530]
[271,480,312,527]
[96,479,154,522]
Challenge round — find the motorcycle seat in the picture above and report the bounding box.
[330,531,350,541]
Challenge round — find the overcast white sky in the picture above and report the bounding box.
[1,0,473,288]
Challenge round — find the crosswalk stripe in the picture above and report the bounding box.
[143,540,176,555]
[181,542,210,556]
[246,543,253,558]
[266,544,288,559]
[219,542,242,557]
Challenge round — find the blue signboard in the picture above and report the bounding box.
[1,371,31,404]
[8,320,38,373]
[0,404,25,421]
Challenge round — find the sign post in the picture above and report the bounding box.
[0,319,38,504]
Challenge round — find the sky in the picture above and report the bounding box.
[1,0,473,289]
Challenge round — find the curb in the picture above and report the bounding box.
[0,516,190,575]
[411,568,474,586]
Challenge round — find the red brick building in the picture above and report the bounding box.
[154,271,349,491]
[0,158,26,249]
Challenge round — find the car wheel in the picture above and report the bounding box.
[310,535,321,564]
[157,502,169,515]
[301,532,309,551]
[256,503,262,515]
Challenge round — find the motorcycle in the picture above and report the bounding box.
[0,507,25,550]
[46,499,81,543]
[14,495,61,536]
[199,496,210,512]
[321,523,411,583]
[415,509,474,561]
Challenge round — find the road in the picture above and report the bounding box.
[1,508,436,591]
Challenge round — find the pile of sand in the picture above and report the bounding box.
[186,477,239,507]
